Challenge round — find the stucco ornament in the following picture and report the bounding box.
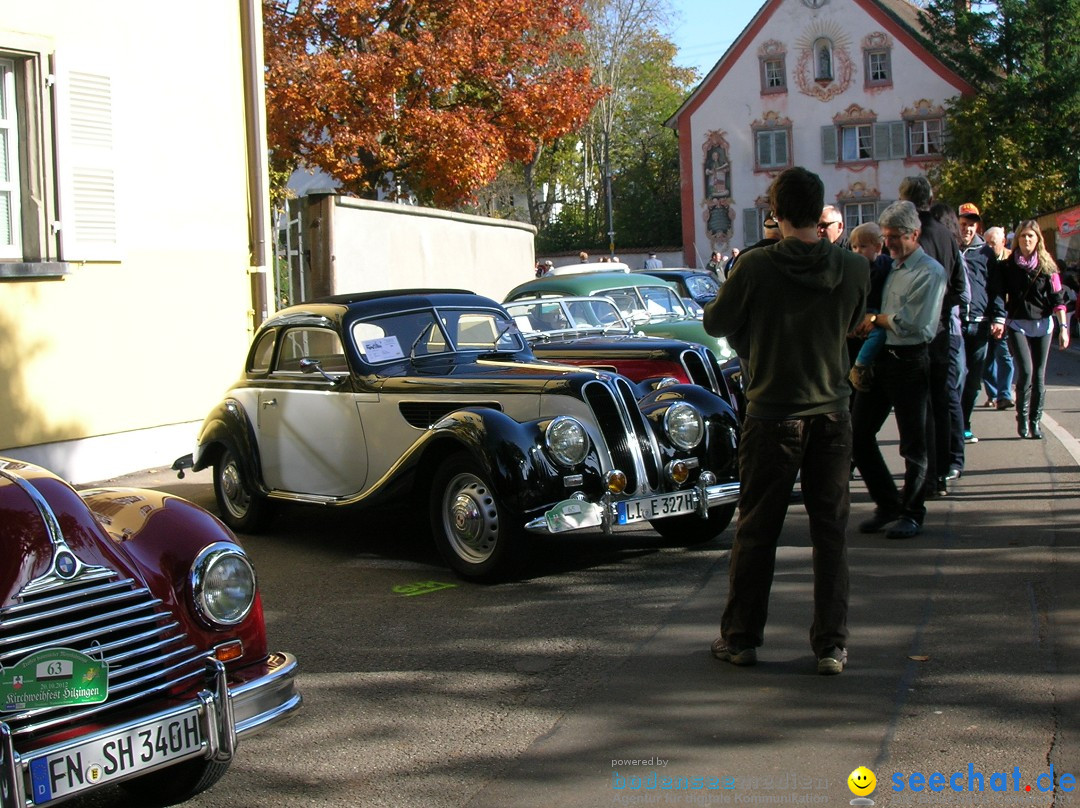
[795,22,854,101]
[701,131,734,248]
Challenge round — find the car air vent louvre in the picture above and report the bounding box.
[582,381,638,492]
[680,349,716,393]
[398,401,502,429]
[0,572,206,742]
[614,377,661,489]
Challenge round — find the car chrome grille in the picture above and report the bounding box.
[399,401,503,429]
[582,378,661,494]
[679,349,718,393]
[0,570,207,742]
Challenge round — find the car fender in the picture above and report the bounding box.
[192,398,267,494]
[422,407,602,513]
[78,487,269,662]
[637,385,740,477]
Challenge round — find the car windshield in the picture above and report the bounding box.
[351,307,524,365]
[505,298,631,336]
[597,286,689,323]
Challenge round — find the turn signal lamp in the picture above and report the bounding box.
[605,469,628,494]
[213,640,244,663]
[667,460,690,485]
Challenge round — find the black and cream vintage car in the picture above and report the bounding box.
[177,290,740,581]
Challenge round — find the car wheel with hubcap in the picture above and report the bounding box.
[213,447,268,533]
[430,453,522,581]
[648,503,735,545]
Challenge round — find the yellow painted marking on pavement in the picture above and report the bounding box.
[393,581,458,597]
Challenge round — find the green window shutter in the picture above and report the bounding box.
[821,125,838,163]
[743,208,760,245]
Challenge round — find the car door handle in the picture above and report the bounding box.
[262,398,277,408]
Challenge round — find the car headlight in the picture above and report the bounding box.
[544,416,590,466]
[664,402,704,450]
[191,543,256,627]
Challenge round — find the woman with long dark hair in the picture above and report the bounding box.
[988,220,1070,438]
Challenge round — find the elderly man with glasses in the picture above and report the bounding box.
[817,206,846,246]
[850,200,947,540]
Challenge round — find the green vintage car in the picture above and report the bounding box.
[504,272,735,363]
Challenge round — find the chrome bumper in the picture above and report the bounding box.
[524,480,740,535]
[1,651,300,806]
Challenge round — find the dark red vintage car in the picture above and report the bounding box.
[0,458,299,806]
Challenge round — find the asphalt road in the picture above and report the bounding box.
[71,347,1080,808]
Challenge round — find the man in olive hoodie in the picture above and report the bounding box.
[703,167,870,675]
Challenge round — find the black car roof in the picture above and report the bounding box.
[262,289,509,331]
[312,289,475,305]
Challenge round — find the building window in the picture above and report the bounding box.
[0,58,22,259]
[0,42,118,277]
[814,38,833,81]
[843,201,878,228]
[864,49,891,87]
[755,128,791,170]
[840,124,873,161]
[909,118,943,157]
[760,56,786,94]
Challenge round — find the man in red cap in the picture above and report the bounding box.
[957,203,995,446]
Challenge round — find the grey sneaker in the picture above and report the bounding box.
[817,647,848,675]
[711,637,757,666]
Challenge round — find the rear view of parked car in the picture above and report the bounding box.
[0,458,300,806]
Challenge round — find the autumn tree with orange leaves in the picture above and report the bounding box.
[264,0,605,207]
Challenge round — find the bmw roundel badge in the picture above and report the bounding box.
[55,550,78,579]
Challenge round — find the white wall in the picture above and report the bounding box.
[329,197,537,302]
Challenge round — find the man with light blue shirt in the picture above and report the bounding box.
[852,201,947,539]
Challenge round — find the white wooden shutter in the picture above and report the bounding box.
[53,54,121,261]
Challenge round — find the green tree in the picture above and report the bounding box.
[920,0,1080,225]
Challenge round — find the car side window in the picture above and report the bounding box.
[248,331,276,373]
[273,327,347,373]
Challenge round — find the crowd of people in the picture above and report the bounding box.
[701,165,1073,676]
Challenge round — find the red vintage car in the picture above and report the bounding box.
[0,458,300,806]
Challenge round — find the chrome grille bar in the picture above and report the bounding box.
[1,569,206,743]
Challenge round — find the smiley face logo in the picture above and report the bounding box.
[848,766,876,796]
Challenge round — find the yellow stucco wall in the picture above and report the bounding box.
[0,2,256,455]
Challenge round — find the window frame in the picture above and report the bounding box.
[909,118,944,158]
[760,55,787,95]
[754,127,792,171]
[0,57,23,260]
[840,123,874,162]
[864,48,892,88]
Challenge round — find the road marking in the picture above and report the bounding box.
[1043,414,1080,466]
[392,580,458,596]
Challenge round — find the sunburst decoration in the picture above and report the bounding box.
[794,20,855,101]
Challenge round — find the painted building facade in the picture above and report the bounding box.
[666,0,974,266]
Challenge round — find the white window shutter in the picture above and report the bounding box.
[53,54,121,261]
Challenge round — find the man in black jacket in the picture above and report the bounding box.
[703,167,869,676]
[957,203,994,444]
[898,176,968,492]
